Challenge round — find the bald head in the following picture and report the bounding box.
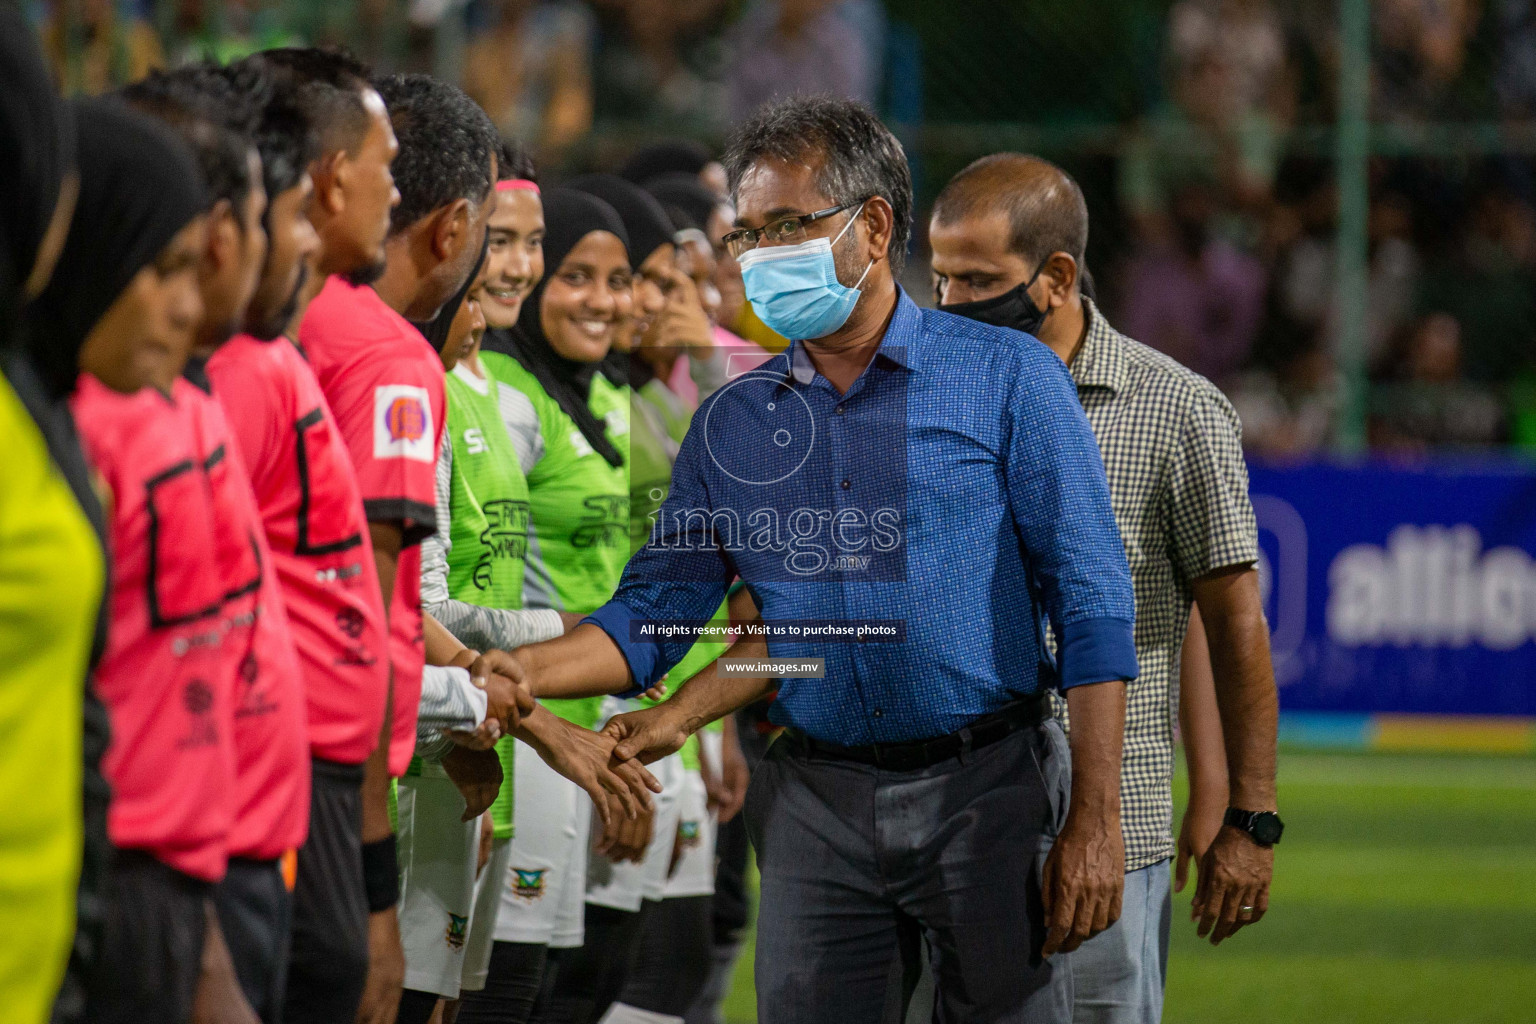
[932,153,1087,270]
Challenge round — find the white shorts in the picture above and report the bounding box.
[584,750,683,912]
[664,727,721,899]
[493,739,591,948]
[661,765,715,899]
[397,772,478,998]
[462,834,513,992]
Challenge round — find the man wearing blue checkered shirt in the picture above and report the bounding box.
[503,98,1138,1023]
[931,154,1282,1024]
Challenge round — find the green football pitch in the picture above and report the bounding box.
[718,749,1536,1023]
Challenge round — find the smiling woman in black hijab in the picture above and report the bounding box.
[568,174,679,389]
[483,187,631,467]
[471,185,640,1024]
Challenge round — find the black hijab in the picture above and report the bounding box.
[1,2,73,345]
[0,44,127,966]
[411,231,489,354]
[25,97,207,400]
[568,174,675,388]
[568,173,675,272]
[643,171,722,233]
[617,139,712,188]
[483,187,629,467]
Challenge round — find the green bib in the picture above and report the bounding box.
[639,376,694,442]
[485,353,630,730]
[446,360,533,837]
[446,361,532,612]
[627,384,679,554]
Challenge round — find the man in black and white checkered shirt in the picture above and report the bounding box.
[928,154,1281,1024]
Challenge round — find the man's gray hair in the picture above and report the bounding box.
[723,95,912,275]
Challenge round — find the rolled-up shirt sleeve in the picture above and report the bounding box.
[584,425,738,690]
[1003,349,1138,689]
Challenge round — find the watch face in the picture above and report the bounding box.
[1252,812,1284,845]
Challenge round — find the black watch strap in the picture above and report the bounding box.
[1225,807,1284,846]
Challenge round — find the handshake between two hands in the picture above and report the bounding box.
[437,648,680,841]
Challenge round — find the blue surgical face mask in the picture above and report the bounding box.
[738,204,872,340]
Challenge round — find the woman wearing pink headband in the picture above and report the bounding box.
[481,172,544,328]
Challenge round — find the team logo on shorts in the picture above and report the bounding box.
[678,821,702,853]
[511,868,547,901]
[373,385,434,462]
[445,912,468,951]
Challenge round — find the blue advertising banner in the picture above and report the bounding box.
[1250,458,1536,716]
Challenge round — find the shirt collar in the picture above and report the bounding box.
[783,287,924,387]
[1069,297,1128,395]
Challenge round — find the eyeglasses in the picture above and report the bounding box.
[721,198,871,259]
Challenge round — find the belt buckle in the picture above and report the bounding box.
[885,743,926,772]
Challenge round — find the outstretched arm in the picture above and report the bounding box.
[604,627,772,765]
[512,622,637,699]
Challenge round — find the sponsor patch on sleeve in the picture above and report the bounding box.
[373,385,434,462]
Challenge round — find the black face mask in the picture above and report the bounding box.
[938,263,1048,337]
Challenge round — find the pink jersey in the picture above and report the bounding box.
[185,362,311,859]
[72,375,236,882]
[207,335,390,767]
[299,277,446,778]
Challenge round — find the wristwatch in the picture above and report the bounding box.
[1224,808,1284,847]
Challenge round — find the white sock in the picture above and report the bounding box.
[595,1003,685,1024]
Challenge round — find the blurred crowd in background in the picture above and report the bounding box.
[27,0,1536,457]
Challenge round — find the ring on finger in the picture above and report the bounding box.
[1239,905,1256,918]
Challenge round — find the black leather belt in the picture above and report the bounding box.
[786,692,1051,772]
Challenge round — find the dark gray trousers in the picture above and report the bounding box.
[283,758,368,1024]
[215,857,293,1024]
[85,851,209,1024]
[745,719,1073,1024]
